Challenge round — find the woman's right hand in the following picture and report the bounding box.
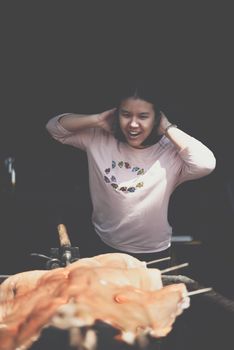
[157,111,172,136]
[98,108,117,133]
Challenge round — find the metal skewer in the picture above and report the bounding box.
[187,287,212,296]
[146,257,171,266]
[0,274,11,279]
[0,275,12,283]
[161,262,189,274]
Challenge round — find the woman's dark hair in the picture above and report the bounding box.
[113,82,163,146]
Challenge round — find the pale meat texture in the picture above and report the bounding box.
[0,253,189,350]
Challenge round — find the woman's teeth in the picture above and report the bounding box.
[128,131,140,137]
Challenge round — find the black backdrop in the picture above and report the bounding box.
[0,2,233,297]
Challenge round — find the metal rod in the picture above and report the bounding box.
[187,287,213,296]
[0,275,11,279]
[146,257,171,266]
[0,275,11,283]
[161,262,189,274]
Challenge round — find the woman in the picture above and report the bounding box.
[46,85,216,264]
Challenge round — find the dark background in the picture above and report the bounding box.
[0,2,233,297]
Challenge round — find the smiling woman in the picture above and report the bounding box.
[113,85,162,147]
[118,98,156,149]
[45,81,216,263]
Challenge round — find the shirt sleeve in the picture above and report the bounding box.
[175,136,216,186]
[45,114,97,151]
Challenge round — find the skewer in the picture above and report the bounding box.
[146,257,171,265]
[187,287,212,296]
[0,275,11,279]
[161,262,189,274]
[0,275,11,283]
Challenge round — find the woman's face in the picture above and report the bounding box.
[119,98,156,148]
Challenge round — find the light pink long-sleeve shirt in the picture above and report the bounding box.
[46,116,216,253]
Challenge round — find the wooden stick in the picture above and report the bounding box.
[57,223,71,247]
[146,257,171,266]
[187,287,212,296]
[161,262,189,274]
